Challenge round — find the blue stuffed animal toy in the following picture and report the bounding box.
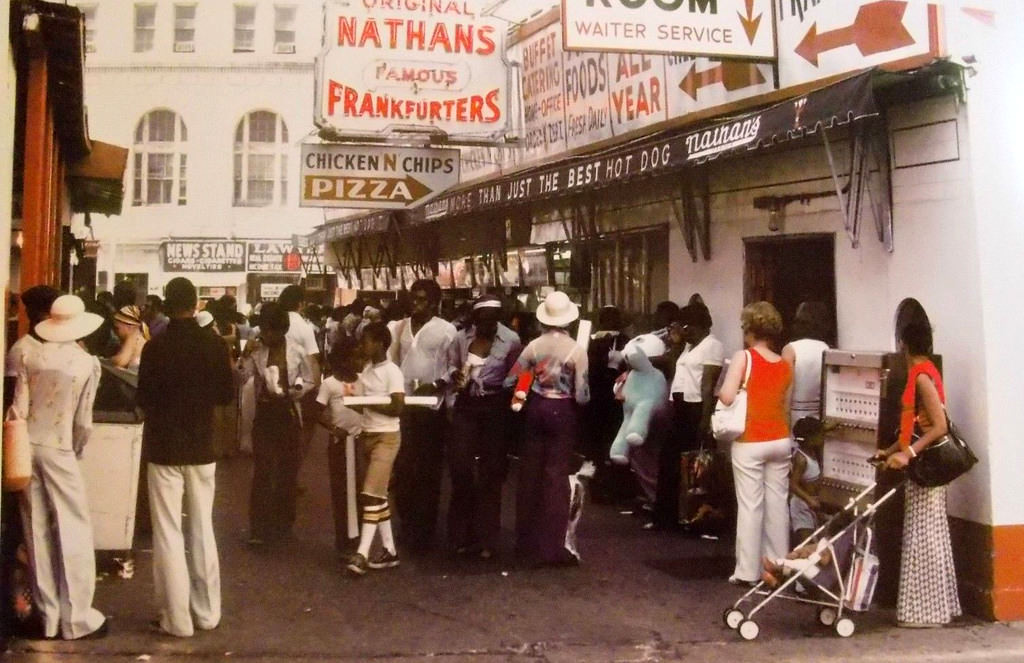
[609,334,669,466]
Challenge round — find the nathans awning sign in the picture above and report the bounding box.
[315,0,513,142]
[424,69,878,220]
[562,0,777,60]
[161,241,246,273]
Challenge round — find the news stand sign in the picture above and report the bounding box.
[562,0,777,59]
[314,0,513,142]
[300,143,460,209]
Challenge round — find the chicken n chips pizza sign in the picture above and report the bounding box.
[316,0,513,142]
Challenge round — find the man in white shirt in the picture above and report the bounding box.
[388,279,457,552]
[278,285,322,459]
[659,303,724,529]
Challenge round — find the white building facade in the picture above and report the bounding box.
[73,0,328,303]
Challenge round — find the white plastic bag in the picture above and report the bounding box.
[711,350,751,443]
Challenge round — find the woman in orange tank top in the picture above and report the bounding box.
[870,321,961,627]
[718,302,793,585]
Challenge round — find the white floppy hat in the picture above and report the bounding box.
[195,310,214,328]
[536,291,579,328]
[35,294,104,343]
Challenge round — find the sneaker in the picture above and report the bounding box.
[367,550,400,570]
[345,553,368,576]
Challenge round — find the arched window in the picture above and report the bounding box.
[234,111,289,207]
[132,110,188,206]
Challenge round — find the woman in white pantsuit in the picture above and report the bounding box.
[718,302,793,585]
[11,295,108,640]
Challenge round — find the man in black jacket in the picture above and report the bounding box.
[137,278,233,637]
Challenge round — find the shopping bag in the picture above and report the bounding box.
[3,411,31,492]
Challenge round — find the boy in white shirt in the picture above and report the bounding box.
[345,322,404,575]
[315,336,365,556]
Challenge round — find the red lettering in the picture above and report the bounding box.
[469,95,484,122]
[429,22,452,52]
[383,18,402,48]
[359,19,382,48]
[343,87,358,115]
[429,101,442,121]
[337,17,357,46]
[327,80,343,115]
[476,26,495,56]
[453,24,473,54]
[485,89,501,122]
[407,20,425,50]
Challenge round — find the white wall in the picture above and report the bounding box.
[72,0,329,286]
[669,96,993,524]
[956,3,1024,527]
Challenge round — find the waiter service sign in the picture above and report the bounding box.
[300,143,460,209]
[562,0,777,59]
[315,0,513,142]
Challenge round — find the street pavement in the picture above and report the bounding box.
[5,431,1023,662]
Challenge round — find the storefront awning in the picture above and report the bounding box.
[307,61,962,239]
[69,141,128,215]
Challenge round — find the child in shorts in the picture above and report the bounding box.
[314,336,365,555]
[345,322,404,576]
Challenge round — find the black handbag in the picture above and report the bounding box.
[907,411,978,487]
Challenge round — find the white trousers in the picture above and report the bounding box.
[19,445,106,639]
[731,438,791,582]
[148,462,221,637]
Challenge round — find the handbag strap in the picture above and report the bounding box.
[739,350,752,390]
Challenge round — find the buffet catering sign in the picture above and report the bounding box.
[315,0,513,142]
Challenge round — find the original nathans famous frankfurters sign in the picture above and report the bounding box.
[315,0,513,142]
[562,0,777,60]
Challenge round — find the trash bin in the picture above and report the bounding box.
[83,363,144,551]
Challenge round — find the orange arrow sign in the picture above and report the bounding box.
[678,61,767,101]
[303,175,433,206]
[795,0,916,67]
[737,0,762,45]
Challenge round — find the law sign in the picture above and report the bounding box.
[562,0,777,60]
[315,0,513,142]
[300,144,460,209]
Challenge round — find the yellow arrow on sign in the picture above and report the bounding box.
[303,175,433,205]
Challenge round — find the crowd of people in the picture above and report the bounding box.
[0,277,963,640]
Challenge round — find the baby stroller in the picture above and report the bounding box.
[722,479,900,640]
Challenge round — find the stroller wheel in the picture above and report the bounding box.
[738,619,760,641]
[835,617,856,638]
[723,608,744,629]
[817,607,838,627]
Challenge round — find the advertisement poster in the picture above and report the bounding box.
[299,143,460,209]
[246,241,325,273]
[315,0,512,141]
[562,0,777,59]
[161,241,246,273]
[777,1,941,88]
[664,55,775,117]
[563,50,614,150]
[518,23,568,163]
[608,52,669,136]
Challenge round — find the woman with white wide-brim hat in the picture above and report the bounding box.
[503,291,590,565]
[11,295,110,639]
